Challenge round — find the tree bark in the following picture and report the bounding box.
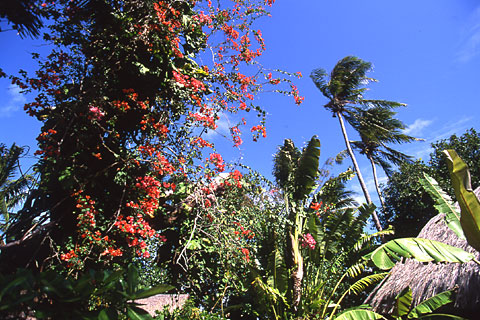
[369,156,387,213]
[336,112,383,231]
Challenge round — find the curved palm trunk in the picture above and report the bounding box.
[369,156,387,212]
[336,112,383,231]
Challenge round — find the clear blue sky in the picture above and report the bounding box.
[2,1,480,204]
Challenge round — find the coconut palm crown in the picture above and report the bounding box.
[0,143,33,234]
[310,56,406,231]
[350,106,420,211]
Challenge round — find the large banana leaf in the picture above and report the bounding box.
[267,248,288,295]
[393,287,412,318]
[333,308,385,320]
[407,289,455,319]
[293,136,320,201]
[420,173,464,239]
[126,306,154,320]
[365,238,474,270]
[129,284,174,300]
[444,149,480,252]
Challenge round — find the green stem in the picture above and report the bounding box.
[321,271,348,318]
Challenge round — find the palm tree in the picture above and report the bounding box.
[349,106,419,212]
[310,56,404,231]
[0,143,32,236]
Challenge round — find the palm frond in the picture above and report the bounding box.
[358,99,406,110]
[353,227,395,252]
[345,272,389,296]
[310,68,330,99]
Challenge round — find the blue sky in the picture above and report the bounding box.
[2,1,480,205]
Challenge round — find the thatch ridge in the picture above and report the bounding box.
[366,188,480,316]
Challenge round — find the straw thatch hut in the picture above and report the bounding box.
[365,189,480,318]
[135,294,189,316]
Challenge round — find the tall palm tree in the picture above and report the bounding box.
[349,106,419,212]
[0,143,32,236]
[310,56,404,231]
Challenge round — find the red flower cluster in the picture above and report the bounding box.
[233,221,255,243]
[134,176,162,217]
[153,1,185,58]
[223,170,242,188]
[290,84,304,105]
[172,70,206,92]
[115,214,157,258]
[60,249,77,262]
[240,247,250,262]
[251,125,267,141]
[209,153,225,172]
[88,105,105,121]
[101,247,123,257]
[34,129,59,158]
[310,201,331,217]
[301,233,316,250]
[191,136,213,148]
[189,111,218,129]
[310,202,322,211]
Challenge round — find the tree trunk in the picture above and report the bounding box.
[336,112,383,231]
[289,232,303,313]
[369,156,387,212]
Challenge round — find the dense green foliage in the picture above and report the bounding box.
[381,128,480,238]
[2,1,479,319]
[0,264,172,319]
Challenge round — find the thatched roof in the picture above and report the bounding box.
[366,188,480,316]
[135,294,189,316]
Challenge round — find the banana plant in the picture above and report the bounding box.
[331,286,465,320]
[419,172,464,239]
[444,149,480,252]
[251,136,392,319]
[365,237,475,270]
[278,136,321,314]
[389,287,465,320]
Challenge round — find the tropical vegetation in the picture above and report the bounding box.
[1,1,480,319]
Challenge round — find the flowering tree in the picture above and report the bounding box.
[1,0,303,278]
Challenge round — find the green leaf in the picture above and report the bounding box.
[98,308,118,320]
[393,287,412,318]
[273,248,288,295]
[293,136,320,201]
[306,214,324,245]
[186,239,202,250]
[126,306,154,320]
[408,289,455,318]
[366,238,474,270]
[444,149,480,251]
[127,264,139,295]
[130,284,174,300]
[417,314,467,319]
[0,273,29,300]
[420,173,464,239]
[134,62,150,75]
[334,309,385,320]
[346,272,389,296]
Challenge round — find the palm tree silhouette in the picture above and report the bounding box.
[350,106,419,211]
[0,143,33,236]
[310,56,405,231]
